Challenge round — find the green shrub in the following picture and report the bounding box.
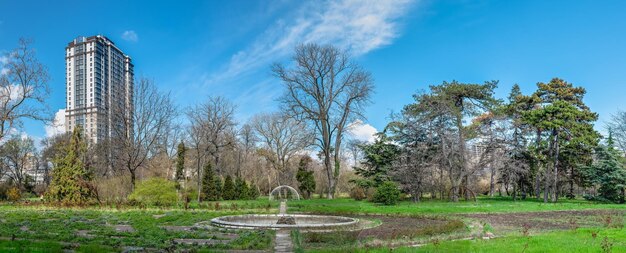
[183,184,198,202]
[350,186,366,201]
[128,177,178,206]
[372,181,401,205]
[0,183,9,200]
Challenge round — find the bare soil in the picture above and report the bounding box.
[355,215,460,240]
[460,209,625,234]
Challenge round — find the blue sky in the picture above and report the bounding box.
[1,0,625,143]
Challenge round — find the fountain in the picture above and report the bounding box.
[210,186,359,230]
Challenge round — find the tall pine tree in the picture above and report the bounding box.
[222,175,235,200]
[201,163,220,201]
[175,142,186,182]
[45,127,97,204]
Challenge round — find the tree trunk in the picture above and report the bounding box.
[534,129,542,201]
[543,170,550,203]
[568,166,575,199]
[552,130,559,203]
[130,171,136,191]
[453,110,466,203]
[196,152,202,202]
[489,164,495,197]
[451,186,459,202]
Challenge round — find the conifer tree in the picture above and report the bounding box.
[248,182,260,199]
[222,175,235,200]
[175,142,186,182]
[234,177,250,200]
[296,156,316,199]
[213,176,223,200]
[584,133,626,203]
[201,163,220,201]
[45,127,97,204]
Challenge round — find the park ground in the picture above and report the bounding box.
[0,197,625,252]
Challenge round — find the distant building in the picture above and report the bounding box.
[65,35,134,143]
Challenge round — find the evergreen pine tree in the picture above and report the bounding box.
[201,163,219,201]
[223,175,235,200]
[296,156,316,199]
[235,177,250,200]
[584,135,626,203]
[213,176,223,200]
[175,142,186,182]
[45,127,97,204]
[248,182,260,199]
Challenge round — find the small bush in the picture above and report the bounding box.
[96,176,132,202]
[350,186,366,201]
[183,185,198,202]
[128,177,178,206]
[372,181,401,205]
[0,183,10,200]
[366,187,377,201]
[7,187,21,202]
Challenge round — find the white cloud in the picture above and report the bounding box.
[348,120,378,143]
[121,30,139,42]
[0,84,24,101]
[202,0,415,86]
[0,55,8,75]
[45,109,66,138]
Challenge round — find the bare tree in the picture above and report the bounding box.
[273,43,373,198]
[188,96,236,173]
[237,123,258,177]
[187,96,236,201]
[607,110,626,155]
[346,139,366,168]
[0,38,51,143]
[0,135,36,190]
[111,78,176,189]
[252,112,313,186]
[154,122,185,178]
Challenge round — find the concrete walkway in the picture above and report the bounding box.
[274,230,293,253]
[275,201,293,253]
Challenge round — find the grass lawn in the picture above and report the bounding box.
[0,199,279,252]
[300,228,626,253]
[289,197,626,216]
[0,196,624,252]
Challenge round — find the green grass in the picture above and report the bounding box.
[0,199,278,251]
[304,228,626,253]
[1,196,625,252]
[289,197,626,215]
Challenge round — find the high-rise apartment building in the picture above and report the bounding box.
[65,35,134,143]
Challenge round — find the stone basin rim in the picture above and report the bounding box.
[210,214,359,229]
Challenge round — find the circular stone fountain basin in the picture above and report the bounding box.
[211,214,359,230]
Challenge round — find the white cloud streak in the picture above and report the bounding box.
[203,0,415,86]
[0,55,8,75]
[121,30,139,42]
